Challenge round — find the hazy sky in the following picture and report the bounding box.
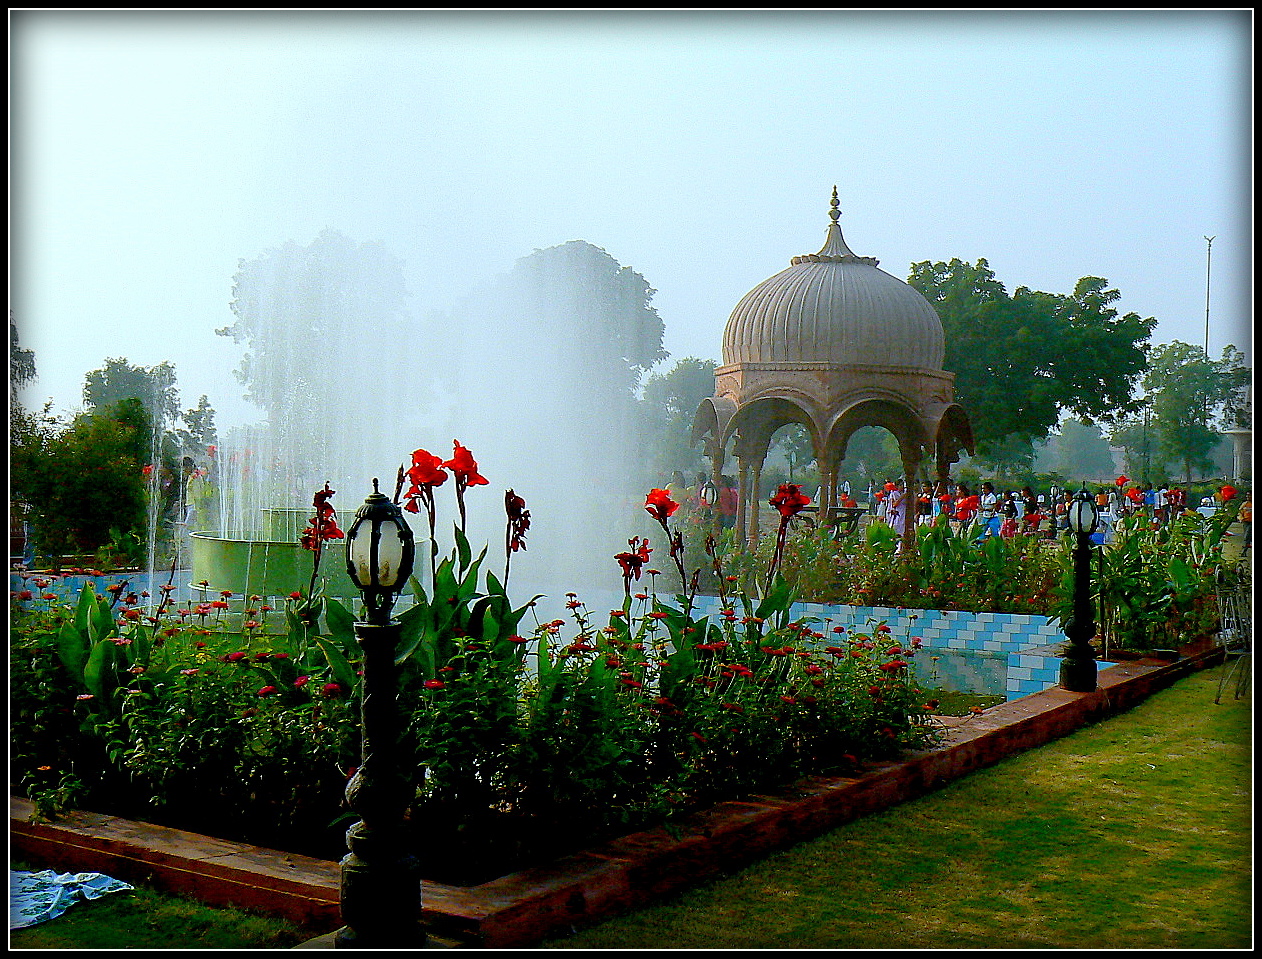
[11,9,1253,432]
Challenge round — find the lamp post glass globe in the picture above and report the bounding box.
[699,480,718,508]
[345,480,415,624]
[1066,487,1099,536]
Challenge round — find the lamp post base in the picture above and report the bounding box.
[1059,654,1098,693]
[335,850,426,949]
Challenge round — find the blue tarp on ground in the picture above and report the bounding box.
[9,869,134,930]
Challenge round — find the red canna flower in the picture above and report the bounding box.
[407,448,449,489]
[444,440,488,487]
[300,483,344,550]
[769,483,812,518]
[614,537,652,589]
[644,488,680,527]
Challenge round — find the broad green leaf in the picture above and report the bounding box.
[325,597,357,651]
[74,584,96,635]
[394,601,430,665]
[313,636,358,694]
[57,622,90,684]
[83,639,118,704]
[454,524,472,573]
[89,593,116,643]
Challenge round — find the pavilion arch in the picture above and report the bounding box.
[694,187,975,547]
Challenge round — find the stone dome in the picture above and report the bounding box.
[721,190,945,370]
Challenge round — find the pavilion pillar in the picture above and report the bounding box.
[901,451,922,549]
[748,458,763,546]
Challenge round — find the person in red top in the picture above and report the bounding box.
[718,475,738,530]
[954,484,978,526]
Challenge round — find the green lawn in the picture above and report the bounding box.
[544,663,1253,949]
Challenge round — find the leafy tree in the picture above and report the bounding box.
[216,229,415,502]
[436,239,666,479]
[1137,341,1250,483]
[639,357,718,481]
[11,398,152,562]
[10,311,36,406]
[840,426,902,492]
[1036,417,1120,483]
[973,432,1037,478]
[175,394,218,456]
[218,229,411,417]
[907,259,1155,459]
[771,423,816,484]
[429,240,667,588]
[83,357,180,424]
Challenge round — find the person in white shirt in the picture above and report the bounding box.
[979,482,1000,536]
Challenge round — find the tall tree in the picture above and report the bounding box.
[1039,417,1121,483]
[83,357,180,424]
[10,311,36,406]
[176,395,218,455]
[1139,341,1249,483]
[431,239,668,589]
[907,259,1155,459]
[216,229,414,502]
[639,356,718,481]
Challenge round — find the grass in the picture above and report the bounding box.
[543,663,1252,949]
[8,860,330,950]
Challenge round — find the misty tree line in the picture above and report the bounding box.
[9,231,1249,564]
[10,315,220,564]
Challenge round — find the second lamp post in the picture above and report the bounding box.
[1059,487,1100,693]
[335,479,424,949]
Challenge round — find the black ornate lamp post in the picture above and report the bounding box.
[1060,487,1100,693]
[699,478,719,536]
[335,479,423,949]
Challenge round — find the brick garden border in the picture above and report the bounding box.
[10,649,1223,948]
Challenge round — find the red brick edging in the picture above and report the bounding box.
[10,651,1221,947]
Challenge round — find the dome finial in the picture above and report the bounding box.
[805,186,860,260]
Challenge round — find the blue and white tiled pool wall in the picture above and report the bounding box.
[686,597,1067,700]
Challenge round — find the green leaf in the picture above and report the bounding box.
[73,584,96,635]
[485,569,504,598]
[394,600,430,665]
[83,639,118,705]
[756,573,794,621]
[88,593,116,643]
[325,597,357,652]
[313,636,358,694]
[56,622,90,685]
[454,524,472,573]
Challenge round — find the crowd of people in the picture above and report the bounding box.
[868,475,1250,545]
[657,469,1249,553]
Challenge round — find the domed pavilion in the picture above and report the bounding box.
[692,188,975,546]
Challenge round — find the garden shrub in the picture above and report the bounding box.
[20,451,1236,884]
